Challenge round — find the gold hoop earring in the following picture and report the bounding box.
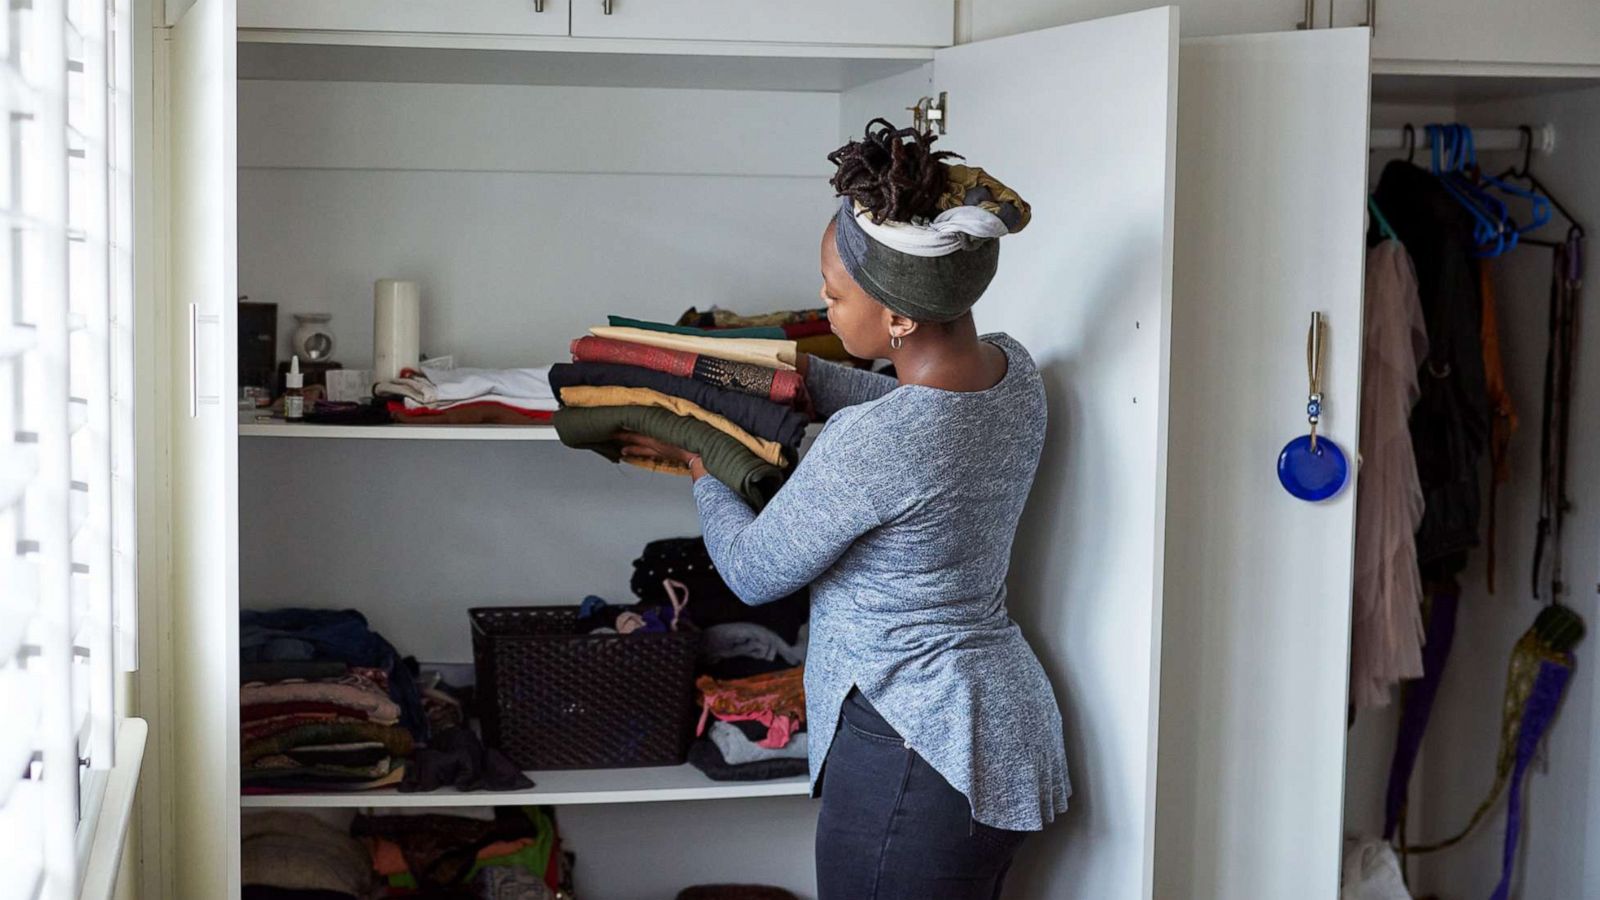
[890,334,904,350]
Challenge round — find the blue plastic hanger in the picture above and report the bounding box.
[1368,195,1398,242]
[1429,124,1513,257]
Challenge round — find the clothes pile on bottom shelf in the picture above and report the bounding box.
[240,807,569,900]
[552,307,831,508]
[355,807,566,898]
[240,609,429,793]
[374,365,560,425]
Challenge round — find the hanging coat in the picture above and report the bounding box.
[1372,160,1491,579]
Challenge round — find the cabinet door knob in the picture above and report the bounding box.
[1297,0,1315,29]
[602,0,612,13]
[534,0,543,11]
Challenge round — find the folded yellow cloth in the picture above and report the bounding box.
[559,385,788,468]
[588,325,797,371]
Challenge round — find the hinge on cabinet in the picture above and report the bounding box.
[906,92,948,135]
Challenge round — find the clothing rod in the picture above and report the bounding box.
[1369,124,1556,154]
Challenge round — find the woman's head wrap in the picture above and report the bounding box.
[832,161,1030,323]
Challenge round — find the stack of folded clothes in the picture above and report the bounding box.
[674,304,865,367]
[240,609,428,793]
[689,666,807,782]
[242,812,375,900]
[374,365,559,425]
[353,806,565,898]
[551,308,822,508]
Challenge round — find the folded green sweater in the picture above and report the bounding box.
[553,404,785,508]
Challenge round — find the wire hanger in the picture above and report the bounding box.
[1496,124,1586,250]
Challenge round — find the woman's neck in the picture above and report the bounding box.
[891,319,1007,393]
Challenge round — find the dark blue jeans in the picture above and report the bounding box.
[815,689,1028,900]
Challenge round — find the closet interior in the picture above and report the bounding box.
[185,5,1600,897]
[1344,75,1600,900]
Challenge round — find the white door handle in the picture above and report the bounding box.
[188,304,221,417]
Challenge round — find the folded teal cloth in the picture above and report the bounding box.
[553,404,785,508]
[606,315,786,340]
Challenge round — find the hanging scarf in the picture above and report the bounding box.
[1396,604,1584,900]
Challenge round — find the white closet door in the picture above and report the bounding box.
[168,0,241,894]
[1155,28,1370,899]
[848,9,1179,898]
[237,0,571,37]
[570,0,952,47]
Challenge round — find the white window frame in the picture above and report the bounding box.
[1,0,139,892]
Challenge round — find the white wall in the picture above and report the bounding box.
[1399,85,1600,900]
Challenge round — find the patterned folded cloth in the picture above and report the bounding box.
[553,405,786,508]
[570,336,808,407]
[373,365,558,411]
[241,812,374,895]
[588,325,797,370]
[696,667,806,749]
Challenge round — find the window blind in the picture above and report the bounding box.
[0,0,136,891]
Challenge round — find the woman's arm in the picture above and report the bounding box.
[802,354,897,420]
[692,434,880,606]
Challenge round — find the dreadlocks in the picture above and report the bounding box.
[827,118,960,225]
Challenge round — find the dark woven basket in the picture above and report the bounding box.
[469,606,700,770]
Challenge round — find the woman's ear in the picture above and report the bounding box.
[887,311,920,340]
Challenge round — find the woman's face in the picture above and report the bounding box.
[820,219,895,359]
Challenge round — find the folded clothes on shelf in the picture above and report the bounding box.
[687,737,808,782]
[384,399,553,425]
[373,365,559,411]
[353,806,562,896]
[696,667,806,750]
[241,608,428,739]
[588,325,797,370]
[570,335,808,407]
[676,305,827,330]
[558,384,789,467]
[241,812,374,898]
[549,362,809,448]
[553,404,785,508]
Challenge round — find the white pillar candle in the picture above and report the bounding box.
[372,279,421,381]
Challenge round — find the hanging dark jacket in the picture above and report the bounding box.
[1372,161,1490,578]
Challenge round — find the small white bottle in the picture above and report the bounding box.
[284,355,305,420]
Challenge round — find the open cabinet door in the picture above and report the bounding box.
[845,8,1180,898]
[166,0,239,893]
[1156,28,1371,898]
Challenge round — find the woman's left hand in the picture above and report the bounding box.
[615,431,708,479]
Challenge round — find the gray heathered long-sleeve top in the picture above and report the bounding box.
[692,333,1071,830]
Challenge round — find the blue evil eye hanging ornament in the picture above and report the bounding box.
[1278,311,1350,502]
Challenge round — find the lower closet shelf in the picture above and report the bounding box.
[239,763,810,808]
[239,416,560,441]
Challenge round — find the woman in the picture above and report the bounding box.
[620,120,1070,899]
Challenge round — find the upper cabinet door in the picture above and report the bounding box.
[1350,0,1600,67]
[969,0,1308,41]
[845,8,1180,897]
[238,0,571,36]
[168,0,242,894]
[1156,28,1370,899]
[570,0,952,46]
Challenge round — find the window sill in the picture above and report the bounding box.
[76,718,148,900]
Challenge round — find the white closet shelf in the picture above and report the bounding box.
[241,415,560,441]
[239,763,809,808]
